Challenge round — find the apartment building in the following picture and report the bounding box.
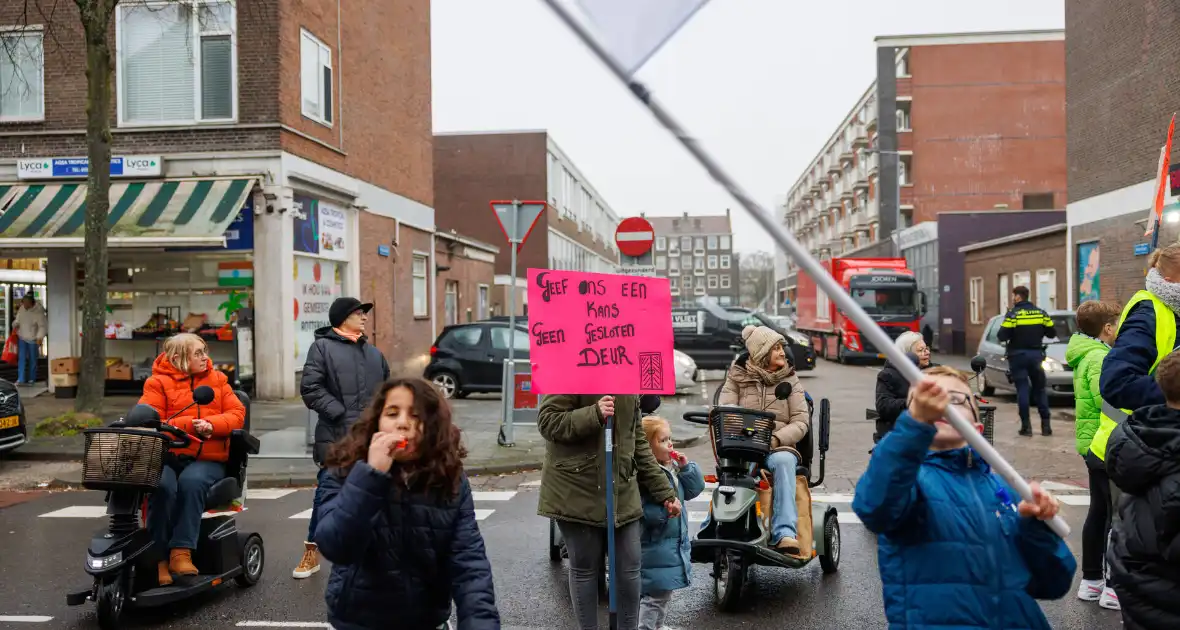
[776,30,1066,311]
[433,131,620,314]
[0,0,435,399]
[648,211,737,308]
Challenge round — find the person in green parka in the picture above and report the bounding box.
[1065,299,1122,608]
[537,394,679,630]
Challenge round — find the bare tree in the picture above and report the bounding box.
[739,250,775,310]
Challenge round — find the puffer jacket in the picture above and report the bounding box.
[1106,404,1180,630]
[1065,333,1109,456]
[138,354,246,462]
[875,358,939,437]
[717,356,809,452]
[316,461,500,630]
[536,394,675,527]
[301,327,390,464]
[852,413,1076,629]
[1100,300,1178,411]
[639,462,705,595]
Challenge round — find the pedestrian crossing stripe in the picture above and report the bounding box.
[288,507,498,521]
[38,506,106,518]
[247,489,298,500]
[471,491,517,501]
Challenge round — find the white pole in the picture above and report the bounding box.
[540,0,1069,537]
[505,200,520,446]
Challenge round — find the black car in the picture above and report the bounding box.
[425,321,530,399]
[0,378,27,454]
[672,307,816,371]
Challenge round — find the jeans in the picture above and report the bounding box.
[557,519,642,630]
[308,466,330,543]
[638,590,672,630]
[149,459,225,552]
[1008,349,1050,426]
[1082,452,1113,581]
[765,450,799,543]
[16,339,38,384]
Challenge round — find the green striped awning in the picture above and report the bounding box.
[0,178,255,240]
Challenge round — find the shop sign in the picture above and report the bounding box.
[318,202,348,261]
[16,155,162,179]
[292,195,349,260]
[224,203,255,251]
[293,256,343,364]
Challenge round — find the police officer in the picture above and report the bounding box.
[998,285,1058,436]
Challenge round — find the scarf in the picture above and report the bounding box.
[333,327,363,342]
[746,359,792,386]
[1146,268,1180,313]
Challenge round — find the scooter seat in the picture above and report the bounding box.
[205,477,240,510]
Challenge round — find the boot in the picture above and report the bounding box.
[774,536,801,556]
[1041,419,1053,436]
[1018,420,1033,437]
[293,542,320,579]
[169,548,198,576]
[156,560,173,587]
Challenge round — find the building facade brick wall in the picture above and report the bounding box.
[1070,216,1168,306]
[357,215,434,375]
[962,229,1067,351]
[434,237,497,335]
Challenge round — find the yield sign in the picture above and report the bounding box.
[615,216,655,257]
[490,200,547,251]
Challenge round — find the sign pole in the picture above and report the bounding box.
[505,200,520,447]
[604,412,618,630]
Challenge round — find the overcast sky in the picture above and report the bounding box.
[432,0,1065,254]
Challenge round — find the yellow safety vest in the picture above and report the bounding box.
[1089,290,1176,460]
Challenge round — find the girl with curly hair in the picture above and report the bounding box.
[314,377,500,630]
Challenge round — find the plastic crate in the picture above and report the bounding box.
[81,428,168,492]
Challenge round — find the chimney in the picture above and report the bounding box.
[683,211,689,219]
[726,208,731,217]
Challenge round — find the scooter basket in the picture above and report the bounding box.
[81,428,168,492]
[979,404,996,444]
[710,407,775,460]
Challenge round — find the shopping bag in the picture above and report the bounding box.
[1,333,18,365]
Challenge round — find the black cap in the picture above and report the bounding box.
[329,297,373,328]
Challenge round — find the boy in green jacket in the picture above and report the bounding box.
[1064,299,1122,609]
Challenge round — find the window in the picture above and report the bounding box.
[985,316,1002,344]
[969,277,984,324]
[412,254,428,317]
[490,326,531,353]
[898,158,908,185]
[669,276,677,289]
[694,257,704,270]
[896,109,910,131]
[1023,193,1055,210]
[683,276,692,289]
[118,1,236,125]
[720,296,732,306]
[694,237,705,250]
[720,235,731,249]
[548,154,561,205]
[443,326,482,348]
[669,257,679,270]
[656,255,667,270]
[680,236,692,250]
[656,236,666,251]
[1012,271,1030,292]
[478,285,489,320]
[707,255,717,269]
[444,281,459,326]
[300,29,332,124]
[0,30,44,121]
[999,274,1009,314]
[708,275,718,289]
[720,274,731,289]
[707,235,718,250]
[1036,269,1057,310]
[561,169,575,214]
[720,255,731,269]
[681,255,691,268]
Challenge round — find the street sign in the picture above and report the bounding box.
[615,265,656,276]
[615,216,655,257]
[491,200,547,252]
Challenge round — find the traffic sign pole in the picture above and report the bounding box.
[615,216,657,276]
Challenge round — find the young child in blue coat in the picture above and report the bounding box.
[853,365,1076,630]
[638,416,705,630]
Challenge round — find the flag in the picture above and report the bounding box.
[573,0,711,76]
[1145,113,1176,238]
[218,261,253,287]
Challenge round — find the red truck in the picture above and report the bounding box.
[796,257,927,363]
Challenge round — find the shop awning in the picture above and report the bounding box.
[0,177,256,249]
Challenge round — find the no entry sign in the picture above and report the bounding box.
[615,216,655,257]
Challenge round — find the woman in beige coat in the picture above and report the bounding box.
[718,325,810,555]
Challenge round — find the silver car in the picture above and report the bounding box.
[976,310,1076,398]
[674,349,698,393]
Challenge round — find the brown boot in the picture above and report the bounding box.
[169,549,198,576]
[775,536,801,556]
[293,542,320,579]
[157,560,173,586]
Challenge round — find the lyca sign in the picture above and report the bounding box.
[16,156,162,180]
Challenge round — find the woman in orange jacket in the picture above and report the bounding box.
[138,333,245,586]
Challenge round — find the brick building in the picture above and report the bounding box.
[960,224,1068,352]
[777,30,1066,310]
[433,131,620,314]
[0,0,436,398]
[1065,0,1180,307]
[648,212,737,307]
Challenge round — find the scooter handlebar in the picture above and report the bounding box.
[157,423,201,449]
[682,411,709,425]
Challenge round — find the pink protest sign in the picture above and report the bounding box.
[527,268,674,395]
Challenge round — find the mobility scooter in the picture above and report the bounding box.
[682,353,837,612]
[65,386,264,629]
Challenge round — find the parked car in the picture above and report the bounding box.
[672,306,815,371]
[673,349,698,394]
[975,310,1076,398]
[425,321,530,399]
[0,378,27,454]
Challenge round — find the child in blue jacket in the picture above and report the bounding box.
[852,365,1076,629]
[638,416,705,630]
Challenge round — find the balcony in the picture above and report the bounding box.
[840,182,854,200]
[839,143,855,163]
[694,267,705,276]
[694,286,706,296]
[670,288,680,297]
[827,160,842,175]
[669,268,680,277]
[693,247,706,256]
[825,194,840,212]
[852,124,869,147]
[866,151,879,176]
[854,165,869,191]
[810,180,823,194]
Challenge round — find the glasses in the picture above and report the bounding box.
[947,391,971,405]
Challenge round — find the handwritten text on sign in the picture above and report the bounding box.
[527,269,674,395]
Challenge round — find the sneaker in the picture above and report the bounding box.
[1076,578,1103,601]
[293,542,320,579]
[1099,587,1120,610]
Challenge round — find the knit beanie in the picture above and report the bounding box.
[742,325,785,365]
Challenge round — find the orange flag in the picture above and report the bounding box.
[1146,113,1176,238]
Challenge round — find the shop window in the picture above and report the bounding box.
[0,30,44,121]
[118,1,237,125]
[1023,193,1055,210]
[969,277,984,324]
[412,255,428,317]
[1036,269,1057,310]
[300,29,332,125]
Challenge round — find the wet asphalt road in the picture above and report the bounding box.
[0,360,1122,629]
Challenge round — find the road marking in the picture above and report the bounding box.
[837,512,862,524]
[1058,495,1091,507]
[236,623,331,628]
[472,491,517,502]
[812,493,854,504]
[38,506,106,518]
[247,489,298,500]
[520,479,543,487]
[474,509,495,521]
[687,511,709,522]
[1039,481,1086,492]
[0,616,54,623]
[289,509,313,520]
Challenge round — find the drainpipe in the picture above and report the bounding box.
[337,0,344,150]
[430,232,438,338]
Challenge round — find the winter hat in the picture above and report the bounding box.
[329,297,373,328]
[742,325,785,365]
